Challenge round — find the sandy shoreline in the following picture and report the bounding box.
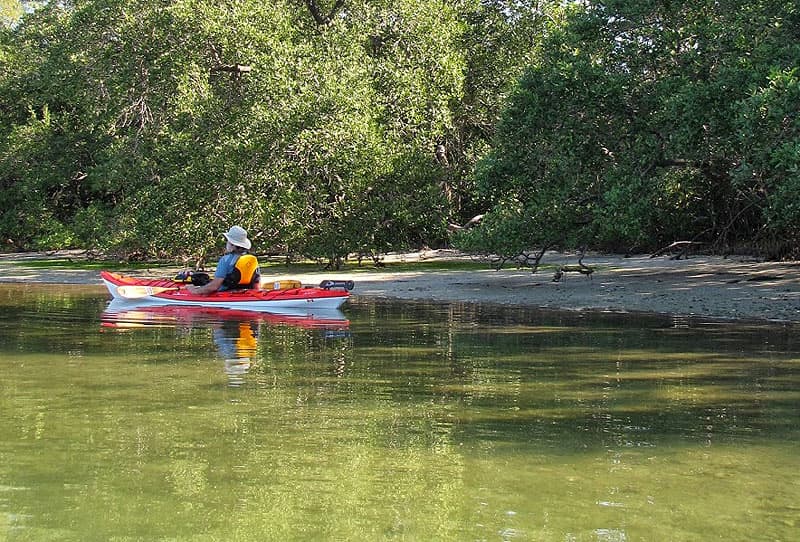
[2,250,800,323]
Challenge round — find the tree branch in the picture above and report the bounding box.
[303,0,345,26]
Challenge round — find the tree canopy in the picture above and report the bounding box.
[458,0,800,260]
[1,1,797,263]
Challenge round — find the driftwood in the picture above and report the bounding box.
[552,251,594,282]
[650,241,703,260]
[490,245,550,273]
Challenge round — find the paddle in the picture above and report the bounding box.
[116,285,181,299]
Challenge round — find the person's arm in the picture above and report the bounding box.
[186,276,224,295]
[186,252,236,294]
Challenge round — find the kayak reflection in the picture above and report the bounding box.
[101,298,350,330]
[101,299,351,385]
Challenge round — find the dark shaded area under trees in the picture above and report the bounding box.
[0,0,797,265]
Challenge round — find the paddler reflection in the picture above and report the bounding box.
[101,301,351,384]
[211,319,259,386]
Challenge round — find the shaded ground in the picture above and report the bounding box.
[2,249,800,323]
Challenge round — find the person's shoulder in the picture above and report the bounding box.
[214,253,237,275]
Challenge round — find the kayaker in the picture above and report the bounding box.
[186,226,261,294]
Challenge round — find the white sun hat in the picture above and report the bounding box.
[222,225,252,250]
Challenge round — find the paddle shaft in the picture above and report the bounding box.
[116,285,181,299]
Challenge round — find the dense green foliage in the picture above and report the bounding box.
[0,0,508,263]
[458,0,800,259]
[1,1,798,262]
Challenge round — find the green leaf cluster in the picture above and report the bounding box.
[462,0,800,259]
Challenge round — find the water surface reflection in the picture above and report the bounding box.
[101,299,350,385]
[0,285,797,540]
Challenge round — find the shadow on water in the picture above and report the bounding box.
[344,299,800,450]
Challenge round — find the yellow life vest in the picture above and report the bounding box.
[223,253,260,289]
[235,322,258,357]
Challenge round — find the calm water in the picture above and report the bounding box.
[0,284,798,541]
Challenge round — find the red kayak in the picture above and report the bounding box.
[101,271,352,311]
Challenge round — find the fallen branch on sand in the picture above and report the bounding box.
[650,241,703,260]
[552,251,594,282]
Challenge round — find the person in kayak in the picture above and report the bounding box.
[186,226,261,294]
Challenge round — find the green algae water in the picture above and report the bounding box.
[0,284,798,541]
